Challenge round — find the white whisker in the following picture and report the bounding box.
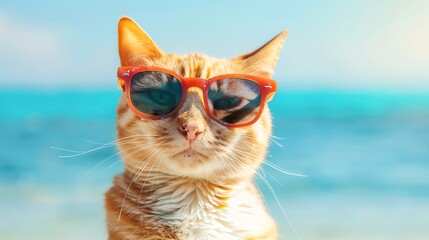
[263,161,307,178]
[270,137,284,149]
[255,171,303,240]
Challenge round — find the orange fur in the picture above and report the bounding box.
[106,17,287,240]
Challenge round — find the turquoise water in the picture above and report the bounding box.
[1,90,429,239]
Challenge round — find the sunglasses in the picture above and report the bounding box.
[117,66,277,128]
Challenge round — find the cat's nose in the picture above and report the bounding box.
[178,119,205,142]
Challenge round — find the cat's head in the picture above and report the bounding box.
[116,17,287,181]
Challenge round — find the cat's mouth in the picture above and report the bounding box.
[172,149,208,159]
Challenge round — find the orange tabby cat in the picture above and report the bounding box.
[105,17,288,240]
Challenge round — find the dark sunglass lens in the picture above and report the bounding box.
[130,71,182,115]
[208,78,262,125]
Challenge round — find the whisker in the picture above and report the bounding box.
[270,135,285,140]
[255,171,303,240]
[118,159,150,221]
[91,159,122,180]
[85,143,150,181]
[263,161,307,178]
[81,144,143,178]
[138,148,165,205]
[222,147,304,240]
[260,168,285,187]
[227,146,307,178]
[118,140,169,220]
[270,137,284,149]
[52,134,163,158]
[52,142,115,158]
[50,146,86,154]
[253,178,274,217]
[81,138,112,146]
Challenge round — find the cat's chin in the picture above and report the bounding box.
[161,149,224,178]
[171,148,208,160]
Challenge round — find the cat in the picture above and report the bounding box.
[105,17,288,240]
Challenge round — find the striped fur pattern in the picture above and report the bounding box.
[106,17,288,240]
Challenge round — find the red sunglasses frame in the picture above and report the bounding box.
[117,66,278,128]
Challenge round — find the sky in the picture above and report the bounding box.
[0,0,428,91]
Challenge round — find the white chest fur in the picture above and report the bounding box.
[144,177,274,240]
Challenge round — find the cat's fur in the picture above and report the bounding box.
[105,17,287,240]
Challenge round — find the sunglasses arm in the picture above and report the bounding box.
[264,80,278,102]
[117,66,133,92]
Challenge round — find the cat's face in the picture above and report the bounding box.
[116,17,287,180]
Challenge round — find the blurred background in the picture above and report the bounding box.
[1,1,428,239]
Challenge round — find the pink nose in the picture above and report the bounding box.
[178,120,205,142]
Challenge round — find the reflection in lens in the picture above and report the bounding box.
[208,78,261,124]
[130,71,182,115]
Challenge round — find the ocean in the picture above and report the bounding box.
[1,90,429,240]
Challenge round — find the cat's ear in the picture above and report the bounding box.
[232,30,288,77]
[118,17,165,66]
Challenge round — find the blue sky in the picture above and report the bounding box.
[0,0,428,91]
